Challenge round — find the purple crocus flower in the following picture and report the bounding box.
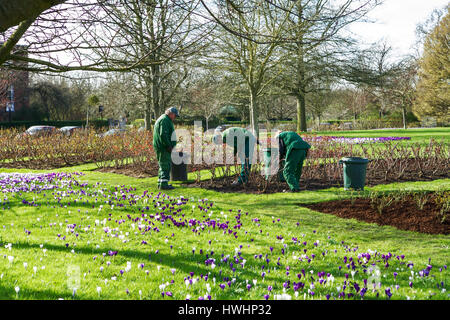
[385,288,392,299]
[360,288,367,298]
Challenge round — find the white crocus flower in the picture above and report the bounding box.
[274,293,291,300]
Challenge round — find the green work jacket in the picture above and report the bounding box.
[153,114,176,152]
[278,131,311,159]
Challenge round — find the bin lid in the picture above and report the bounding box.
[340,157,370,164]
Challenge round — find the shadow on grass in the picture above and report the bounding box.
[0,283,72,300]
[8,241,289,284]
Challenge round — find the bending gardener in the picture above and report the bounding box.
[277,131,311,192]
[215,127,257,186]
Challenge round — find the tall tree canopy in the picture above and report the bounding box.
[414,6,450,123]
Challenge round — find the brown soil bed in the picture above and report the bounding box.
[94,161,448,193]
[184,171,449,194]
[304,196,449,235]
[185,177,342,193]
[96,166,159,178]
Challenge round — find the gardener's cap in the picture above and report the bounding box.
[166,107,179,117]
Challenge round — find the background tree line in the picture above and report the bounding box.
[0,1,448,130]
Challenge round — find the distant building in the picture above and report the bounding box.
[0,45,29,122]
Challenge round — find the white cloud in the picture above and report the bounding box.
[349,0,448,58]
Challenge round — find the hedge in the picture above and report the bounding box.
[0,120,109,129]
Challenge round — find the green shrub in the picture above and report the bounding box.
[132,119,146,128]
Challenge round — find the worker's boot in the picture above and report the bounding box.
[159,183,175,190]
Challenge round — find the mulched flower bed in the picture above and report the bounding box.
[184,170,449,194]
[185,177,341,193]
[304,195,449,235]
[96,166,159,178]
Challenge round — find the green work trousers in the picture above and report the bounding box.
[156,149,171,188]
[283,149,307,191]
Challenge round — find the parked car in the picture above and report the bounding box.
[17,126,56,138]
[97,128,126,137]
[215,124,233,132]
[58,126,82,136]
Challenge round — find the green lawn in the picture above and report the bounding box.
[0,127,448,300]
[0,166,448,300]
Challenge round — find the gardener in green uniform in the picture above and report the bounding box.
[153,107,178,190]
[277,131,311,192]
[214,127,257,186]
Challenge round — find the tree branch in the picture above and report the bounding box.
[0,0,66,32]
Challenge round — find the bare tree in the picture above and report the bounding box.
[98,72,145,121]
[185,73,227,130]
[2,1,207,74]
[275,0,381,132]
[387,59,418,129]
[0,0,71,66]
[208,0,295,136]
[83,0,213,129]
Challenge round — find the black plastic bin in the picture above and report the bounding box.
[171,151,189,181]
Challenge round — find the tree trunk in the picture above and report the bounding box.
[144,82,152,131]
[249,88,259,136]
[144,108,152,131]
[295,2,307,133]
[151,64,161,117]
[296,93,307,132]
[86,105,89,128]
[402,106,407,129]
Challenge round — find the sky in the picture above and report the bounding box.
[349,0,449,59]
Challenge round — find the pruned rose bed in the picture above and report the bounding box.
[303,192,449,235]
